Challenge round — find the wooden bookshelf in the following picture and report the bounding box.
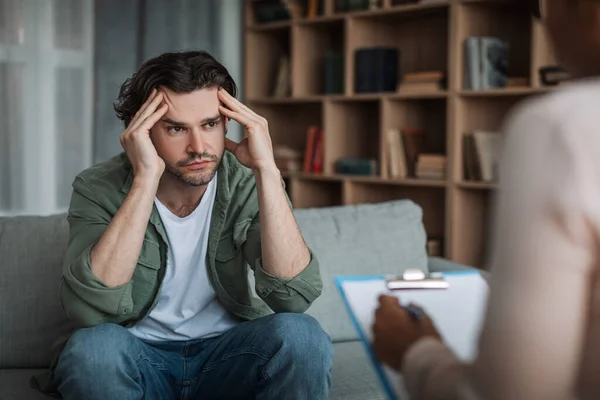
[243,0,559,268]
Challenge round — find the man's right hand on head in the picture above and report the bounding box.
[119,88,168,182]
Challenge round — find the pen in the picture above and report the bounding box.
[404,304,423,321]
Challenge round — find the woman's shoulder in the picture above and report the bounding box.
[505,78,600,137]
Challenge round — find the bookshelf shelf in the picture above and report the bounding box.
[459,87,551,97]
[295,15,345,26]
[348,1,449,19]
[247,96,324,104]
[456,181,498,190]
[247,20,292,31]
[389,91,449,100]
[282,172,447,188]
[245,0,558,267]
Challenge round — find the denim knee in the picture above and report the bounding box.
[58,323,137,375]
[269,313,333,370]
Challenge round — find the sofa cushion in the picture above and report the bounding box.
[0,214,75,368]
[295,200,428,342]
[331,341,387,400]
[0,369,50,400]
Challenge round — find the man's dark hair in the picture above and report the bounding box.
[114,50,237,127]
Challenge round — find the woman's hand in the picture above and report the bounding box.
[372,295,442,371]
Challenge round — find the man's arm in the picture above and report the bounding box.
[61,89,168,326]
[89,89,167,287]
[89,175,159,287]
[254,167,310,278]
[217,88,322,313]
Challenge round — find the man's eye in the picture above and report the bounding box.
[168,126,184,133]
[205,121,218,129]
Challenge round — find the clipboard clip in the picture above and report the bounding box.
[386,268,450,290]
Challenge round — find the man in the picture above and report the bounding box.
[373,1,600,399]
[42,50,332,399]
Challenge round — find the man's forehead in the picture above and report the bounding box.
[160,87,220,120]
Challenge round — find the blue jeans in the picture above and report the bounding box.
[53,313,332,400]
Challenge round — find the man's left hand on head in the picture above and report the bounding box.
[217,88,276,172]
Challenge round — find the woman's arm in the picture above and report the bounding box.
[403,105,596,400]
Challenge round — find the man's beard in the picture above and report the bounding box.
[165,151,222,187]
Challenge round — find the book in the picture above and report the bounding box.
[386,128,408,179]
[401,128,427,177]
[274,146,303,173]
[463,134,481,181]
[462,131,503,182]
[312,128,324,174]
[303,126,320,173]
[472,131,502,182]
[415,153,446,180]
[355,48,399,93]
[336,158,377,176]
[464,37,509,90]
[325,50,344,94]
[402,71,445,83]
[272,56,291,98]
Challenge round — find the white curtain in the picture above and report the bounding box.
[0,0,93,216]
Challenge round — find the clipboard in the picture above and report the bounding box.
[335,270,489,400]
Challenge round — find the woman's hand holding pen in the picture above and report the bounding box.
[372,295,442,371]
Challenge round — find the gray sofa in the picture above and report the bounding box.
[0,199,474,399]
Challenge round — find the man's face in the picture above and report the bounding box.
[150,86,227,187]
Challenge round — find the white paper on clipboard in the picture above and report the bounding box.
[335,271,489,400]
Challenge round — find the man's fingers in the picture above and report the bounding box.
[130,92,165,131]
[138,103,168,132]
[132,88,158,123]
[218,88,264,122]
[219,105,255,128]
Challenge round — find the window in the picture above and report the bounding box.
[0,0,93,215]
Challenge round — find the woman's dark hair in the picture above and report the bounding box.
[114,50,237,127]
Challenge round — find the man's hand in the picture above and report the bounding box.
[372,295,442,371]
[217,88,275,172]
[120,88,168,181]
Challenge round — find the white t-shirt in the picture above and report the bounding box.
[129,172,239,341]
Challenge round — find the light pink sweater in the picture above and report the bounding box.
[402,78,600,400]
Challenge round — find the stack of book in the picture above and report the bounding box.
[416,154,446,180]
[386,127,427,179]
[463,131,503,182]
[397,70,445,93]
[274,146,303,174]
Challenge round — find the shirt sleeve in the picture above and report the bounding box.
[60,176,135,327]
[402,105,597,400]
[242,213,323,314]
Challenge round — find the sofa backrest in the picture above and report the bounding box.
[0,200,428,367]
[0,213,74,369]
[295,200,428,342]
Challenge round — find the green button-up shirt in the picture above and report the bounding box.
[60,151,322,329]
[32,151,322,394]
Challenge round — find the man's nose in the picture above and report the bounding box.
[187,130,206,155]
